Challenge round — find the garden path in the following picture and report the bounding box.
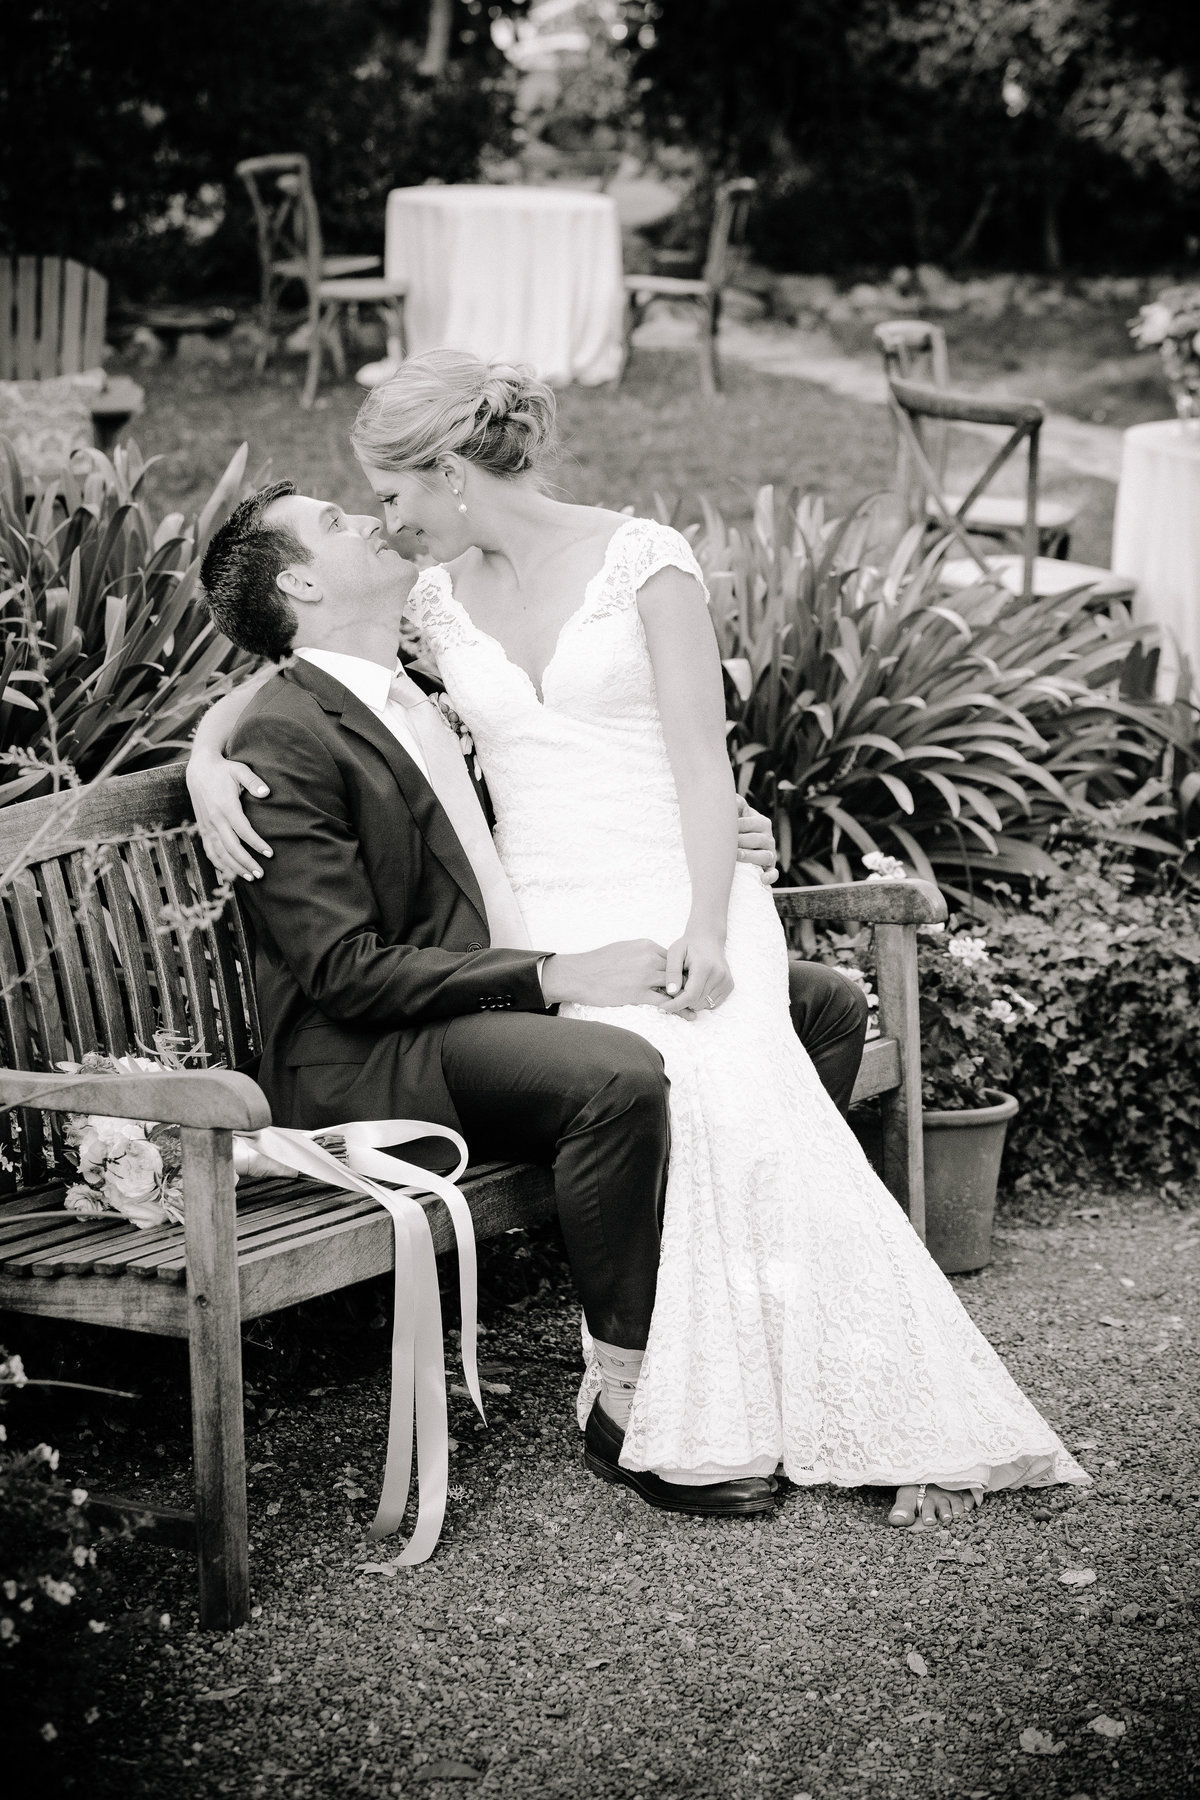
[32,1196,1199,1799]
[635,312,1126,481]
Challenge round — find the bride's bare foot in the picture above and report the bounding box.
[888,1483,980,1528]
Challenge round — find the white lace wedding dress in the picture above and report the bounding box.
[408,517,1088,1495]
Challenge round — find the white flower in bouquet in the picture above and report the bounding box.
[102,1136,174,1229]
[986,997,1016,1024]
[73,1115,148,1184]
[64,1183,109,1217]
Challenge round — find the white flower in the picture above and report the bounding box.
[1,1581,16,1601]
[947,934,989,966]
[103,1137,169,1229]
[1134,300,1174,347]
[70,1488,88,1507]
[76,1116,147,1180]
[40,1723,58,1743]
[834,966,878,1007]
[0,1618,15,1641]
[88,1620,108,1635]
[863,851,907,881]
[72,1544,90,1567]
[33,1443,60,1470]
[39,1577,76,1606]
[65,1183,108,1216]
[0,1352,27,1387]
[986,998,1015,1024]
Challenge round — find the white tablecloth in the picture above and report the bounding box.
[385,185,623,387]
[1112,418,1200,693]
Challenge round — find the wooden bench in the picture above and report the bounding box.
[0,766,945,1628]
[1,256,144,451]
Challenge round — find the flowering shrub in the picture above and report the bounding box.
[0,1351,102,1651]
[1130,286,1200,419]
[985,850,1200,1192]
[821,855,1038,1110]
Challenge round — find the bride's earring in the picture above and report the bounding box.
[446,469,467,514]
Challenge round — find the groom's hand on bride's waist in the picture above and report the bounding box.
[540,940,669,1009]
[735,796,778,884]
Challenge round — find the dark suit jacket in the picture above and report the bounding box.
[230,657,549,1132]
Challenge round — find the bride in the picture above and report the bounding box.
[193,349,1087,1528]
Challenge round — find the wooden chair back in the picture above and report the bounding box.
[704,178,757,290]
[0,767,258,1189]
[875,320,952,493]
[0,257,108,380]
[235,153,325,297]
[886,376,1044,602]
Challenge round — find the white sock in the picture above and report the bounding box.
[592,1339,644,1430]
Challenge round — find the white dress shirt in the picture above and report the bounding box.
[295,647,429,777]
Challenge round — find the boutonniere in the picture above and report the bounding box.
[433,692,483,782]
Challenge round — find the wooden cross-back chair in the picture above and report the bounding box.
[236,153,408,409]
[0,764,942,1628]
[621,176,757,396]
[0,257,143,450]
[885,374,1135,607]
[875,319,1075,561]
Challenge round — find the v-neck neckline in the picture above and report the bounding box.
[436,515,636,705]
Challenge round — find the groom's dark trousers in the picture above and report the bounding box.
[229,659,669,1351]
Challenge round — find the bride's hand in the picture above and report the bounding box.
[661,928,733,1018]
[186,751,274,882]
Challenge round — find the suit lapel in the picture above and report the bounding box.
[283,660,488,931]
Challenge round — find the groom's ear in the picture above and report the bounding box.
[276,565,321,606]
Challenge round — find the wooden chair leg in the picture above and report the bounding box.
[182,1127,249,1630]
[256,273,275,374]
[873,921,926,1240]
[326,306,347,379]
[617,291,638,386]
[698,291,719,397]
[301,299,323,409]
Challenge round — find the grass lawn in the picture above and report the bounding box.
[11,1193,1198,1797]
[123,342,921,534]
[117,325,1120,570]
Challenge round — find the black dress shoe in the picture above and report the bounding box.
[584,1396,779,1517]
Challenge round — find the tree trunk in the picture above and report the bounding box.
[949,183,997,268]
[418,0,453,78]
[1041,181,1063,272]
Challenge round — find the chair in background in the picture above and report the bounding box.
[885,375,1135,606]
[0,256,143,449]
[874,319,1076,559]
[236,154,408,409]
[620,177,757,397]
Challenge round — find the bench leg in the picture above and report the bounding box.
[182,1127,249,1629]
[874,921,926,1240]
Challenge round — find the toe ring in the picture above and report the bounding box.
[915,1482,927,1513]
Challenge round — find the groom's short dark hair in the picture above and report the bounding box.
[201,481,308,662]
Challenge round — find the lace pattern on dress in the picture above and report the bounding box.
[585,518,709,622]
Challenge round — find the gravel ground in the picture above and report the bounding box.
[13,1193,1199,1800]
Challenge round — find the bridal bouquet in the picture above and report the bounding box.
[1129,285,1200,420]
[57,1045,297,1230]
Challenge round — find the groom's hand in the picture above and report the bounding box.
[735,795,779,884]
[540,940,668,1009]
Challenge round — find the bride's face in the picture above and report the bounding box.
[360,463,473,563]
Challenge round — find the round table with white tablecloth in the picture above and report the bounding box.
[384,185,624,387]
[1112,418,1200,692]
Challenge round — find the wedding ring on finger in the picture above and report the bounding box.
[704,994,716,1010]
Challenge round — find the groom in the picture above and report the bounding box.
[199,483,867,1517]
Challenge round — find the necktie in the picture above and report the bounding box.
[388,671,531,950]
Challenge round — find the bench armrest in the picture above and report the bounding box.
[0,1068,271,1132]
[772,879,947,926]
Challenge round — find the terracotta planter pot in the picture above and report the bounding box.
[921,1088,1018,1275]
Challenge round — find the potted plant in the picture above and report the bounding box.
[825,855,1037,1273]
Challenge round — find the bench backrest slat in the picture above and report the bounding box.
[0,767,262,1187]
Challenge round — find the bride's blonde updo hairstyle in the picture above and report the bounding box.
[351,348,559,484]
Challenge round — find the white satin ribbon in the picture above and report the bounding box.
[232,1118,484,1559]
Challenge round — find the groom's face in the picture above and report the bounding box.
[264,494,417,616]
